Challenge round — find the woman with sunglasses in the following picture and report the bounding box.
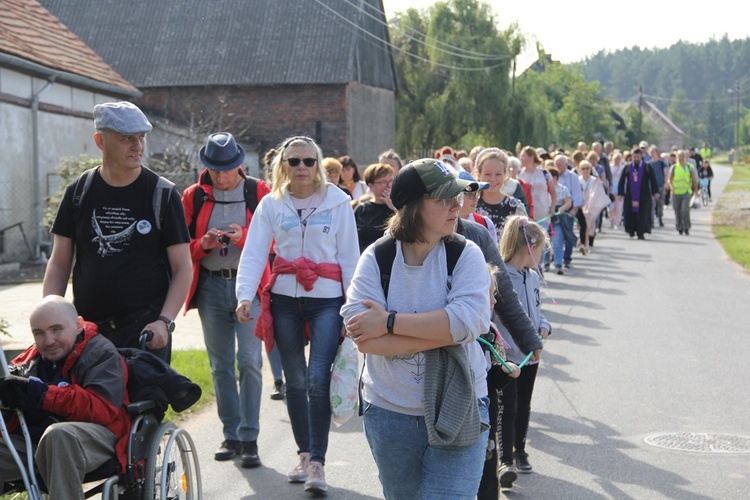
[354,162,396,253]
[342,158,491,500]
[236,136,359,494]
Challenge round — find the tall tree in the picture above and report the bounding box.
[390,0,512,154]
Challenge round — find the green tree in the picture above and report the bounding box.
[390,0,513,154]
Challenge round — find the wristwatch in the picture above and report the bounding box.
[387,312,397,335]
[158,315,176,334]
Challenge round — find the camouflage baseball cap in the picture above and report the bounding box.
[390,158,478,210]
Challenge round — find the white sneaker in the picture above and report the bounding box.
[287,452,310,483]
[305,461,328,494]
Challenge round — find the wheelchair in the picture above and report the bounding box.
[2,398,202,499]
[1,332,203,499]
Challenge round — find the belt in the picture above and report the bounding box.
[204,268,238,279]
[96,306,157,334]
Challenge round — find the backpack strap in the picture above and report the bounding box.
[243,177,258,214]
[152,176,175,232]
[444,234,466,291]
[187,177,259,239]
[71,167,99,211]
[372,234,397,301]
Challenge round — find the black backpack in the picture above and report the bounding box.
[187,177,258,238]
[373,234,467,300]
[71,166,174,231]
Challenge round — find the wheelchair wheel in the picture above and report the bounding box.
[143,422,202,499]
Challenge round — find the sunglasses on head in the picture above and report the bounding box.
[285,157,317,167]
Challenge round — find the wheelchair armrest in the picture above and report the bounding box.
[126,400,156,417]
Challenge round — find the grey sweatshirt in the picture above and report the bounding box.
[496,263,551,365]
[341,238,490,416]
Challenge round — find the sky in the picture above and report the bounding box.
[382,0,750,69]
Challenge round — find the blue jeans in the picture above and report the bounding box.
[551,219,565,267]
[560,212,577,264]
[268,344,283,381]
[196,271,263,442]
[270,293,344,464]
[363,398,490,500]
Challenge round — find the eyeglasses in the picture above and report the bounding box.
[372,179,393,187]
[285,157,317,167]
[464,191,479,200]
[426,192,464,209]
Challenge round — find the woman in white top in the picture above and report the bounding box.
[338,155,368,200]
[518,146,557,269]
[235,136,359,494]
[609,151,625,229]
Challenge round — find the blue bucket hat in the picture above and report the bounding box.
[93,101,152,134]
[200,132,245,171]
[458,170,490,191]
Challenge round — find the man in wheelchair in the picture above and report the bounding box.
[0,295,134,499]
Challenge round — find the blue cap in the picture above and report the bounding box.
[93,102,152,134]
[458,170,490,191]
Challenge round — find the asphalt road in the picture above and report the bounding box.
[1,164,748,499]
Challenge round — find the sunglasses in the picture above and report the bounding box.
[285,157,317,167]
[426,192,465,209]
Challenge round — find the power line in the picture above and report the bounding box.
[309,0,510,72]
[343,0,511,61]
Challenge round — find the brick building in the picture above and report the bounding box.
[41,0,398,174]
[0,0,139,262]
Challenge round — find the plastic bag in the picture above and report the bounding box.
[329,337,359,425]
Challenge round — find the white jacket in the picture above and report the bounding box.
[236,183,359,302]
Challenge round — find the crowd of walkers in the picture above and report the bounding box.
[19,101,714,498]
[191,127,713,497]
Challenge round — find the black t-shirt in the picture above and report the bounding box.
[354,201,394,253]
[51,168,190,321]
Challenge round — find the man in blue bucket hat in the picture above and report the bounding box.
[44,102,192,363]
[181,132,271,467]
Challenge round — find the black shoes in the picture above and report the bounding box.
[241,441,261,468]
[685,229,689,236]
[215,440,261,467]
[515,452,532,474]
[215,440,241,461]
[499,462,517,488]
[270,379,285,400]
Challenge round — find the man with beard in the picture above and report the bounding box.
[617,149,660,240]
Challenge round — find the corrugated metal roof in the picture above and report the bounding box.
[39,0,396,90]
[0,0,137,91]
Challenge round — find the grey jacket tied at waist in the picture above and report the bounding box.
[424,345,483,446]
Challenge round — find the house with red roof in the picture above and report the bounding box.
[0,0,140,263]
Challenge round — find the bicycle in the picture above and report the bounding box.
[699,178,710,207]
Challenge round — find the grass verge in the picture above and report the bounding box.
[713,162,750,270]
[165,349,213,422]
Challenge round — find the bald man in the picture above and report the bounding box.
[0,296,130,499]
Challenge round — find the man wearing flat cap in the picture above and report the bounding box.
[44,102,192,362]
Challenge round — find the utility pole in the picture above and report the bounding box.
[638,85,643,142]
[736,80,741,163]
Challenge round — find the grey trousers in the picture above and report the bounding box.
[672,193,692,232]
[0,421,117,500]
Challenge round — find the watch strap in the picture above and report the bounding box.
[386,311,396,335]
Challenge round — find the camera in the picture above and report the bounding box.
[218,233,231,245]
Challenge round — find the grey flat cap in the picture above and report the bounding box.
[93,101,152,134]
